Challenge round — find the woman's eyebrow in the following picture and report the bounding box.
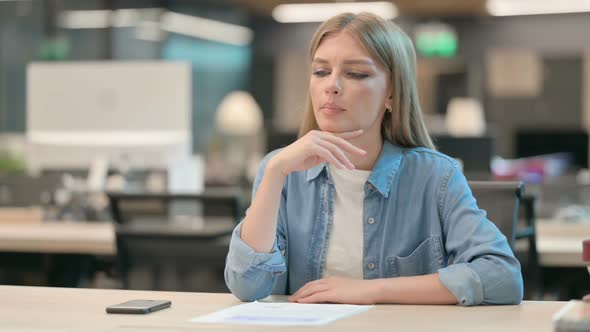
[312,57,375,66]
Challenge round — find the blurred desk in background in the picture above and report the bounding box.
[0,221,115,288]
[0,221,115,255]
[0,218,235,256]
[530,220,590,300]
[0,219,586,266]
[0,219,590,267]
[535,220,590,267]
[0,219,235,289]
[0,218,587,296]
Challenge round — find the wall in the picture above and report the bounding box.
[0,1,44,132]
[250,13,590,158]
[454,13,590,156]
[0,0,252,155]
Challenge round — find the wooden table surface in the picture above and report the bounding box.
[0,285,567,332]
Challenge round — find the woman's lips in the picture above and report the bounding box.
[320,104,346,115]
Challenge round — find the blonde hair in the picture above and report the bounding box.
[298,12,434,149]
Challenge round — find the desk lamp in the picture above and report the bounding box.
[215,91,263,184]
[445,97,486,137]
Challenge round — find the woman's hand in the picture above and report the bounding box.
[268,129,366,176]
[288,276,383,305]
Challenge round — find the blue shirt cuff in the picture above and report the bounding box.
[227,224,286,277]
[438,263,484,306]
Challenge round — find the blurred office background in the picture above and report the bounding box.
[1,0,590,300]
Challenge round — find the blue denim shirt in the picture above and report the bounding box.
[225,141,523,306]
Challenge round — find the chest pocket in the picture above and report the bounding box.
[387,236,445,277]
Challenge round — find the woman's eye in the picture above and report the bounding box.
[347,72,369,79]
[312,70,330,77]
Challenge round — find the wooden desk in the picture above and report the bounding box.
[535,220,590,267]
[0,221,115,255]
[0,218,235,256]
[0,285,566,332]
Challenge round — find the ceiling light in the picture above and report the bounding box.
[112,9,140,28]
[59,10,112,29]
[58,9,253,46]
[272,1,397,23]
[161,11,253,46]
[487,0,590,16]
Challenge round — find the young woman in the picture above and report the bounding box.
[224,12,523,306]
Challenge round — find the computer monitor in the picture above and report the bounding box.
[433,135,495,173]
[26,61,192,172]
[515,130,588,169]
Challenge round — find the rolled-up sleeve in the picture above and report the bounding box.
[437,165,523,306]
[224,151,288,302]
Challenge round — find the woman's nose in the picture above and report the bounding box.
[325,75,342,95]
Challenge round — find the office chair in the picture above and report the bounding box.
[468,181,542,299]
[515,194,543,299]
[107,189,244,292]
[468,181,524,249]
[108,188,244,225]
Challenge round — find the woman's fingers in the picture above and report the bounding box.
[273,129,365,175]
[296,291,333,303]
[289,279,326,301]
[289,284,330,302]
[318,131,366,156]
[313,145,345,169]
[316,140,355,169]
[289,282,312,300]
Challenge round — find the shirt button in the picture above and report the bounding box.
[367,262,375,270]
[365,183,373,191]
[367,218,375,225]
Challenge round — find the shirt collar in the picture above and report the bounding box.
[305,140,404,198]
[305,162,326,182]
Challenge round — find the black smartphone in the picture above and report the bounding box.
[106,300,171,314]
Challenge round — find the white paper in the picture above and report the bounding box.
[190,301,373,326]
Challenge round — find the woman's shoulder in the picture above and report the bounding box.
[401,146,461,173]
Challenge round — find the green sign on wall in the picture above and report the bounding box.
[415,23,458,58]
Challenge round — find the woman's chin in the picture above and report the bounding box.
[319,125,346,133]
[317,120,353,133]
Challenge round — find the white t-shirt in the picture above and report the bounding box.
[323,164,371,279]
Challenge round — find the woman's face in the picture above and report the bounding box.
[310,31,390,134]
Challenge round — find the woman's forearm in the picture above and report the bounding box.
[240,161,287,253]
[374,273,458,305]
